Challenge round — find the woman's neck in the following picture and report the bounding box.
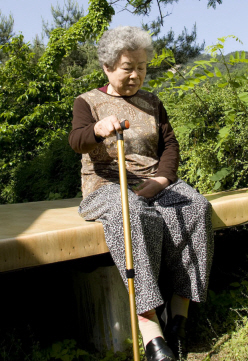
[107,84,121,96]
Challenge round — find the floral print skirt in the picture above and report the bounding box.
[78,179,214,315]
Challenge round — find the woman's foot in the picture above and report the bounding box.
[146,336,176,361]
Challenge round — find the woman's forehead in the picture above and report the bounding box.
[121,60,147,65]
[119,49,147,64]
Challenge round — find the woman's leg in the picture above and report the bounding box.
[138,309,164,346]
[151,179,214,358]
[170,294,190,319]
[152,179,214,303]
[79,183,165,314]
[138,309,176,360]
[79,184,179,359]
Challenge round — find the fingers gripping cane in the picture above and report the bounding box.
[116,120,140,361]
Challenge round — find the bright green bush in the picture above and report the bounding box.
[11,136,82,203]
[0,0,112,204]
[149,37,248,193]
[162,83,248,193]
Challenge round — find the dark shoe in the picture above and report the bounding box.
[146,336,176,361]
[165,315,188,360]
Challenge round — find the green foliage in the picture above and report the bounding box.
[31,35,46,63]
[198,275,248,360]
[41,0,101,79]
[38,0,114,72]
[185,227,248,360]
[147,36,248,192]
[165,84,248,193]
[0,10,14,63]
[0,8,247,202]
[207,280,248,334]
[0,10,14,45]
[49,339,92,361]
[146,24,205,80]
[0,334,141,361]
[9,136,82,203]
[217,320,248,360]
[0,0,113,204]
[42,0,85,38]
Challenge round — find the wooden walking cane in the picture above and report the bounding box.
[116,120,140,361]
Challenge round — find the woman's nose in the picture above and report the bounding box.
[130,70,139,78]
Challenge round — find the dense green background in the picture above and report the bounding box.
[1,0,247,204]
[1,33,247,202]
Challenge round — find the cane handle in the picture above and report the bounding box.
[120,120,130,130]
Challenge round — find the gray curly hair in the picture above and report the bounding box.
[97,26,153,69]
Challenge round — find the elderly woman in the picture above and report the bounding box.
[69,26,214,361]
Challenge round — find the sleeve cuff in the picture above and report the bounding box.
[95,135,106,143]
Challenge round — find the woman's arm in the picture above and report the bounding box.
[156,101,180,183]
[69,96,102,154]
[134,102,180,198]
[69,96,122,153]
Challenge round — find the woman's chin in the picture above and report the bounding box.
[121,86,139,96]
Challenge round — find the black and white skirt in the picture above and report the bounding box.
[79,179,214,315]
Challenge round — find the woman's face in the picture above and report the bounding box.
[103,49,147,96]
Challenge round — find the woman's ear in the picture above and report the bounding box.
[103,64,110,76]
[103,64,115,77]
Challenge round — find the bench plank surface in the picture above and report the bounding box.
[205,188,248,229]
[0,189,247,272]
[0,199,108,272]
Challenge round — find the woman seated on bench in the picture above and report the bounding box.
[69,26,214,361]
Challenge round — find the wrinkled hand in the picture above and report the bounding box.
[133,177,170,198]
[94,115,122,139]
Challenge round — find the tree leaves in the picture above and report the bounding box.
[152,34,248,193]
[210,167,232,182]
[214,66,222,77]
[210,167,232,190]
[204,69,214,77]
[0,0,113,203]
[238,92,248,104]
[39,0,114,71]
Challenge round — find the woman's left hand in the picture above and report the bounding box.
[133,177,170,198]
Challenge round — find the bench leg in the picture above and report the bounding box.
[72,265,131,352]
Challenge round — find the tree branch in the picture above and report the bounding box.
[157,0,164,26]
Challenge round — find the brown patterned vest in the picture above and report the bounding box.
[79,89,161,198]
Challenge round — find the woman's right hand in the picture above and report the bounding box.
[94,115,122,139]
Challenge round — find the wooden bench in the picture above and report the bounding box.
[1,188,248,273]
[0,188,248,351]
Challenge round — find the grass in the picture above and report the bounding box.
[186,226,248,361]
[217,318,248,360]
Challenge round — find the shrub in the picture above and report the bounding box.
[148,37,248,193]
[10,135,82,203]
[162,83,248,193]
